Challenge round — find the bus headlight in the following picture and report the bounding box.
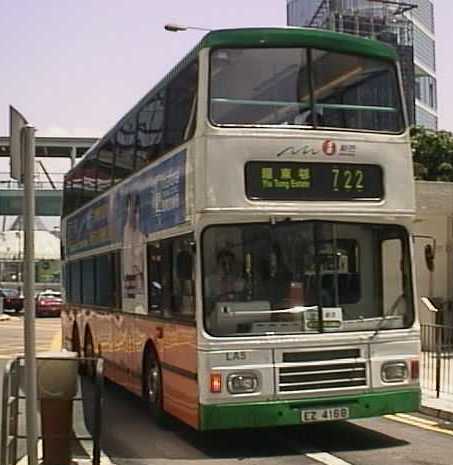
[381,362,408,383]
[227,372,259,394]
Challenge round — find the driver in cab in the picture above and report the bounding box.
[206,249,245,303]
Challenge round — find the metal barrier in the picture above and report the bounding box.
[1,356,103,465]
[1,358,20,465]
[421,323,453,398]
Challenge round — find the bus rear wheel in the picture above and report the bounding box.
[143,349,165,422]
[83,331,96,379]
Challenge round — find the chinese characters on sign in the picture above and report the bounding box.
[260,166,311,190]
[245,162,383,201]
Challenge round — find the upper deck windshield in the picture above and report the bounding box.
[209,48,404,133]
[203,221,414,337]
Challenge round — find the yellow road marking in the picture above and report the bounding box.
[393,412,438,426]
[385,414,453,437]
[49,328,62,351]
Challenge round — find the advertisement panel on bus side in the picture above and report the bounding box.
[66,149,187,314]
[66,150,187,256]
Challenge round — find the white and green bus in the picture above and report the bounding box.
[62,27,420,430]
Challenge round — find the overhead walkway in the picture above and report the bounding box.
[0,136,97,216]
[0,136,97,165]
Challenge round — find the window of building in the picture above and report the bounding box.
[414,26,436,71]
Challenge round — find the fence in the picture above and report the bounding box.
[0,172,65,190]
[420,323,453,398]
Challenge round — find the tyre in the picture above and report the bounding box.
[143,347,166,423]
[83,331,96,379]
[72,327,81,355]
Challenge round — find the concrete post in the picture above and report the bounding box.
[37,352,78,465]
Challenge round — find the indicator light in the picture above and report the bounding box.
[210,373,222,393]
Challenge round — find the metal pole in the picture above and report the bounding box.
[23,125,38,465]
[70,146,76,169]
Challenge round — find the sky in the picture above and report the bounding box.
[0,0,451,143]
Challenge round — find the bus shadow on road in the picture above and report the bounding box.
[77,378,408,461]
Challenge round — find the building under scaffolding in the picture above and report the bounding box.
[287,0,438,129]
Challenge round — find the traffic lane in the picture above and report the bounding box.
[97,381,451,464]
[94,381,323,462]
[0,316,61,359]
[4,361,452,465]
[302,415,453,465]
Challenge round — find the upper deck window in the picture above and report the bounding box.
[209,48,404,133]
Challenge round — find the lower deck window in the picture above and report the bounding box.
[147,234,195,320]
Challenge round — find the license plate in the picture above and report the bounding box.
[301,407,349,423]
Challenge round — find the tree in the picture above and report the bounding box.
[410,126,453,181]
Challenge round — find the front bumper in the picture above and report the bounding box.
[199,388,420,430]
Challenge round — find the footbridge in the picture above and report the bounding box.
[0,136,96,216]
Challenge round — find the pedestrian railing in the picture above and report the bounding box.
[420,323,453,398]
[1,358,20,465]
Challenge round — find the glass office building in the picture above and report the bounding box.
[287,0,438,129]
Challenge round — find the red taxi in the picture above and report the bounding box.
[35,290,63,317]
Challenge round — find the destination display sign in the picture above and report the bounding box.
[245,162,383,201]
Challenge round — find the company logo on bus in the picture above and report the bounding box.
[322,140,336,156]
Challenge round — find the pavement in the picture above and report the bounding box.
[420,393,453,422]
[420,347,453,421]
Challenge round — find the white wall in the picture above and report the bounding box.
[415,181,453,326]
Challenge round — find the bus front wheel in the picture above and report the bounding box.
[143,348,165,422]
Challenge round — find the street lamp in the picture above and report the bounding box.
[164,23,211,32]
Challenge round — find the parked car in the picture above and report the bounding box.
[0,288,24,313]
[35,290,63,317]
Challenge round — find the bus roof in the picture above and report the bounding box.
[199,27,398,62]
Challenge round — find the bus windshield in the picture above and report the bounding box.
[203,221,413,337]
[210,48,403,132]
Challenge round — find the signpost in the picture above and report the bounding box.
[9,105,38,465]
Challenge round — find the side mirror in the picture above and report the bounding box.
[413,235,436,272]
[424,244,435,272]
[421,296,438,313]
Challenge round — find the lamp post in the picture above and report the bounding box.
[164,23,211,32]
[9,106,38,465]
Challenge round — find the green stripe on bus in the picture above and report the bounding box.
[199,389,420,430]
[200,28,398,62]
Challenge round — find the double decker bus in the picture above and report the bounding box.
[62,27,420,430]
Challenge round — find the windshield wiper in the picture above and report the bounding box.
[371,294,406,339]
